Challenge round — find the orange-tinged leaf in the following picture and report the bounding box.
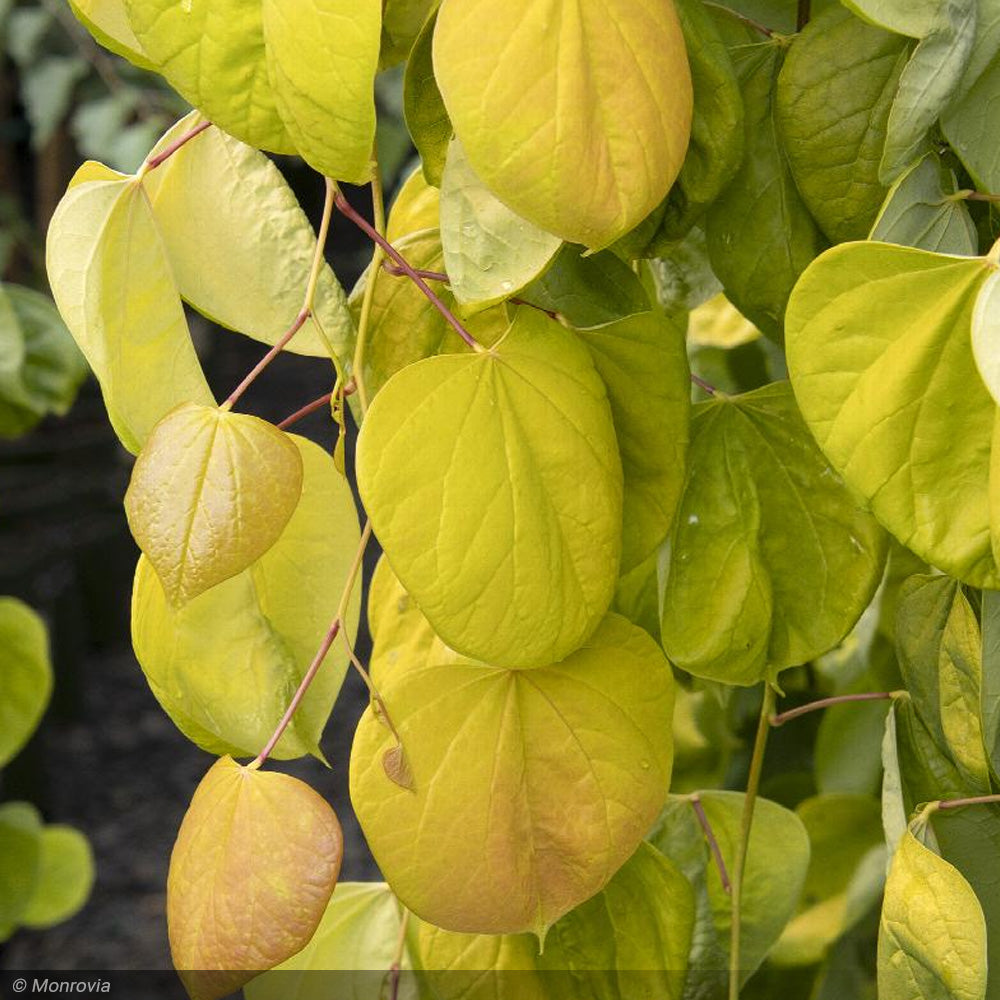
[167,756,343,1000]
[125,402,303,607]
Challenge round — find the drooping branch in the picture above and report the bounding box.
[769,691,897,727]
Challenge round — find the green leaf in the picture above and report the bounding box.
[840,0,941,36]
[0,284,87,438]
[124,0,294,153]
[770,794,884,967]
[356,306,622,668]
[659,381,887,686]
[0,802,42,930]
[0,597,52,769]
[941,44,1000,192]
[644,225,721,314]
[402,7,450,187]
[245,883,416,1000]
[869,152,979,254]
[647,791,811,994]
[439,138,561,310]
[981,588,1000,779]
[432,0,693,248]
[68,0,154,68]
[815,698,889,796]
[785,241,999,586]
[895,575,991,789]
[46,176,214,453]
[20,826,95,929]
[349,614,675,937]
[125,402,304,607]
[142,115,354,361]
[880,703,909,855]
[877,830,987,1000]
[260,0,380,184]
[20,57,89,151]
[387,167,441,243]
[518,246,651,328]
[575,311,690,573]
[705,26,826,341]
[418,843,694,999]
[168,757,343,1000]
[972,269,1000,405]
[380,0,436,68]
[879,0,978,182]
[776,4,907,243]
[641,0,744,248]
[132,435,360,760]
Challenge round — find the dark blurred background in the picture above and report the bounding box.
[0,1,415,971]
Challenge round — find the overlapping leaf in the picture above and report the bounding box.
[68,0,153,68]
[132,435,360,760]
[124,0,379,182]
[660,381,886,686]
[350,614,675,937]
[776,5,907,243]
[705,17,825,340]
[870,152,978,254]
[439,138,561,309]
[786,241,999,585]
[356,306,622,668]
[878,830,987,1000]
[0,802,42,934]
[648,792,810,995]
[402,7,450,186]
[141,115,355,360]
[433,0,693,247]
[125,402,303,607]
[418,843,694,1000]
[46,175,214,453]
[168,757,343,1000]
[0,598,52,770]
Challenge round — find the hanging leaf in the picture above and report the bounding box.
[68,0,154,69]
[660,381,887,686]
[350,614,675,937]
[895,574,991,789]
[0,597,52,769]
[132,435,360,760]
[704,18,825,341]
[168,757,343,1000]
[142,115,355,361]
[245,882,416,1000]
[125,402,304,607]
[878,830,987,1000]
[648,791,811,994]
[575,310,690,574]
[356,306,623,668]
[776,4,907,243]
[518,245,651,328]
[815,697,890,796]
[880,703,909,856]
[942,47,1000,192]
[260,0,380,183]
[786,241,999,586]
[418,843,695,1000]
[19,826,95,930]
[380,0,436,68]
[46,176,214,453]
[0,283,88,438]
[439,138,561,309]
[0,802,42,932]
[403,7,450,186]
[870,152,979,254]
[432,0,693,248]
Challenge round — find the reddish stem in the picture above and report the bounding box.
[144,120,211,171]
[224,308,309,410]
[690,373,717,396]
[770,691,895,727]
[254,617,342,767]
[690,795,732,894]
[382,262,450,282]
[335,192,482,351]
[278,391,334,430]
[938,793,1000,811]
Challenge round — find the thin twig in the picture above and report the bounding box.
[335,191,483,352]
[690,795,731,894]
[144,120,212,172]
[277,391,334,430]
[352,160,387,414]
[223,308,310,410]
[937,793,1000,811]
[691,373,718,396]
[770,691,896,727]
[382,262,450,283]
